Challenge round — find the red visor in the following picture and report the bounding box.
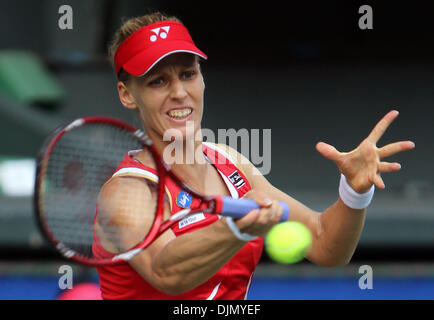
[114,21,207,77]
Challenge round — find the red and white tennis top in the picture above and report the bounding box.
[93,142,263,300]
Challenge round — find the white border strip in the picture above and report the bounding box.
[138,50,207,77]
[244,272,254,300]
[202,142,237,167]
[218,173,239,199]
[205,282,221,300]
[112,167,159,181]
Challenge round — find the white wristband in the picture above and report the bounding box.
[339,174,375,209]
[225,217,258,242]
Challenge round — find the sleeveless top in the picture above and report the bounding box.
[93,142,263,299]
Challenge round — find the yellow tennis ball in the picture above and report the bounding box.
[265,221,312,264]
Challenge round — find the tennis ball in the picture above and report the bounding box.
[265,221,312,264]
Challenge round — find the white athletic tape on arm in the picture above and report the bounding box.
[225,217,258,241]
[338,174,375,209]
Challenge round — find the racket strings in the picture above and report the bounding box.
[40,123,144,258]
[96,178,161,253]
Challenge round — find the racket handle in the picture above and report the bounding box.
[218,197,289,222]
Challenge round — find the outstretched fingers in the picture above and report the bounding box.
[372,173,385,189]
[371,162,401,190]
[379,141,415,159]
[367,110,400,144]
[378,161,401,173]
[316,142,342,162]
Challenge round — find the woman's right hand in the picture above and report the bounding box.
[232,189,285,237]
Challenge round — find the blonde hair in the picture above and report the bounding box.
[108,12,182,82]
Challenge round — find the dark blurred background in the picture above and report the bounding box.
[0,0,433,299]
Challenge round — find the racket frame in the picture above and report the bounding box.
[34,116,166,265]
[34,116,269,265]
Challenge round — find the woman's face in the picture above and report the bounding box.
[120,53,205,140]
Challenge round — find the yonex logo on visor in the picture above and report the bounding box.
[114,21,207,78]
[150,26,170,42]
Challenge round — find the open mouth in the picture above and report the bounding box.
[167,107,193,120]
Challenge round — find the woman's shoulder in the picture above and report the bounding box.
[203,142,262,181]
[203,142,244,166]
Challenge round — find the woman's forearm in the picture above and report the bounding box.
[151,218,246,294]
[316,197,366,266]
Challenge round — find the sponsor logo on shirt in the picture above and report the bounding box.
[178,213,205,229]
[228,171,245,189]
[176,190,192,208]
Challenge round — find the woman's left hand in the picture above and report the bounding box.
[315,110,415,194]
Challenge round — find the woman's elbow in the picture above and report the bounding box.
[151,266,196,296]
[151,270,185,296]
[158,282,185,296]
[308,245,353,267]
[316,257,351,267]
[158,279,198,296]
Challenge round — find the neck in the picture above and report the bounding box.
[147,128,211,183]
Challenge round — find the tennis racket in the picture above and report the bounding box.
[34,116,289,265]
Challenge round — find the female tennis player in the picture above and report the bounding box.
[94,12,415,299]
